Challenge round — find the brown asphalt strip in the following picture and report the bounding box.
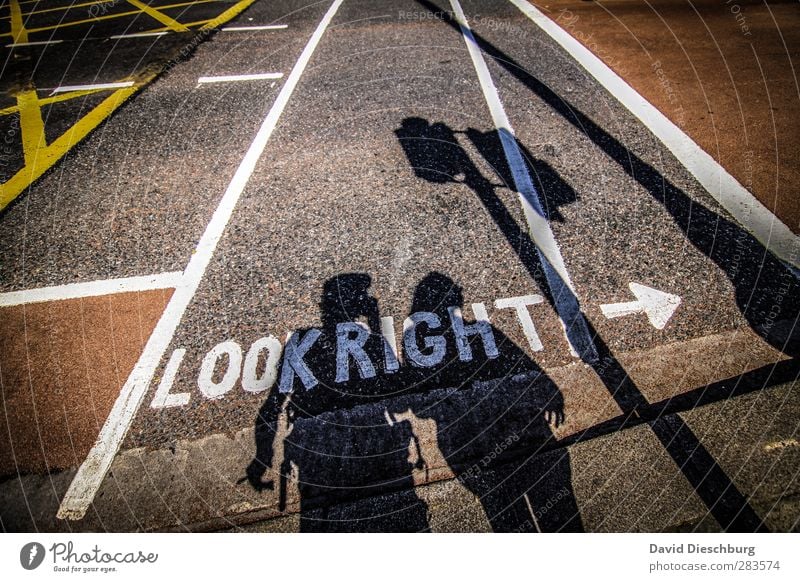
[0,289,172,477]
[534,0,800,233]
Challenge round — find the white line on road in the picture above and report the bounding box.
[508,0,800,271]
[197,73,284,84]
[222,25,288,31]
[0,272,183,307]
[110,32,169,39]
[56,0,345,521]
[6,40,63,47]
[449,0,598,362]
[48,81,135,96]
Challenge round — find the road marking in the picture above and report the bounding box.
[0,272,183,307]
[508,0,800,271]
[109,31,169,39]
[600,283,681,330]
[17,88,46,167]
[48,81,135,96]
[197,73,284,84]
[8,0,27,44]
[1,81,144,211]
[0,0,206,37]
[449,0,598,362]
[56,0,345,521]
[0,88,112,116]
[125,0,189,33]
[6,40,63,47]
[223,25,288,31]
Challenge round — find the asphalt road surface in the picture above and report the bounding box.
[1,0,798,532]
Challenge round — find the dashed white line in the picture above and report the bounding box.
[48,81,135,96]
[56,0,345,522]
[0,272,183,307]
[449,0,598,362]
[222,25,288,31]
[6,40,63,47]
[197,73,284,84]
[508,0,800,271]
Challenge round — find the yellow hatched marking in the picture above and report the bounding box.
[0,0,115,20]
[0,1,213,37]
[0,81,147,212]
[125,0,189,33]
[0,0,262,211]
[0,88,109,116]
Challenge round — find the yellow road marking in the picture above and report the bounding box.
[0,81,146,212]
[199,0,258,31]
[0,1,212,37]
[0,0,115,20]
[0,88,110,116]
[9,0,28,44]
[125,0,189,33]
[17,88,46,167]
[0,0,262,211]
[139,18,213,33]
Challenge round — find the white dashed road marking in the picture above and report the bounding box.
[197,73,284,84]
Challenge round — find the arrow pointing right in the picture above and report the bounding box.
[600,282,681,330]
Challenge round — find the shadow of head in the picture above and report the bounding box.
[320,272,379,329]
[410,271,464,316]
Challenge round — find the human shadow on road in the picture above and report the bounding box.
[244,273,430,532]
[243,270,583,531]
[392,271,584,532]
[415,0,799,358]
[396,111,772,531]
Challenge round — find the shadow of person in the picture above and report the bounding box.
[393,272,584,532]
[415,0,800,358]
[244,273,430,532]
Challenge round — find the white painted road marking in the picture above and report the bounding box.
[7,40,63,47]
[223,25,289,31]
[110,32,169,39]
[0,272,183,307]
[600,283,681,330]
[197,73,284,84]
[508,0,800,271]
[57,0,346,521]
[449,0,598,363]
[495,295,545,353]
[48,81,135,96]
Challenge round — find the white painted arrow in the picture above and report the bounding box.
[600,283,681,330]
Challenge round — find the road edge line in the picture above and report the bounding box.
[56,0,345,521]
[508,0,800,271]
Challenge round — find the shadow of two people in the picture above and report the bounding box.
[245,271,583,532]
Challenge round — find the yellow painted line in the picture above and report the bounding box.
[0,1,208,37]
[138,18,213,33]
[9,0,28,44]
[16,88,46,167]
[199,0,258,31]
[0,81,147,212]
[125,0,189,33]
[0,0,262,211]
[0,0,116,20]
[0,88,109,116]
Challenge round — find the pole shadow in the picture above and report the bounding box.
[395,108,775,531]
